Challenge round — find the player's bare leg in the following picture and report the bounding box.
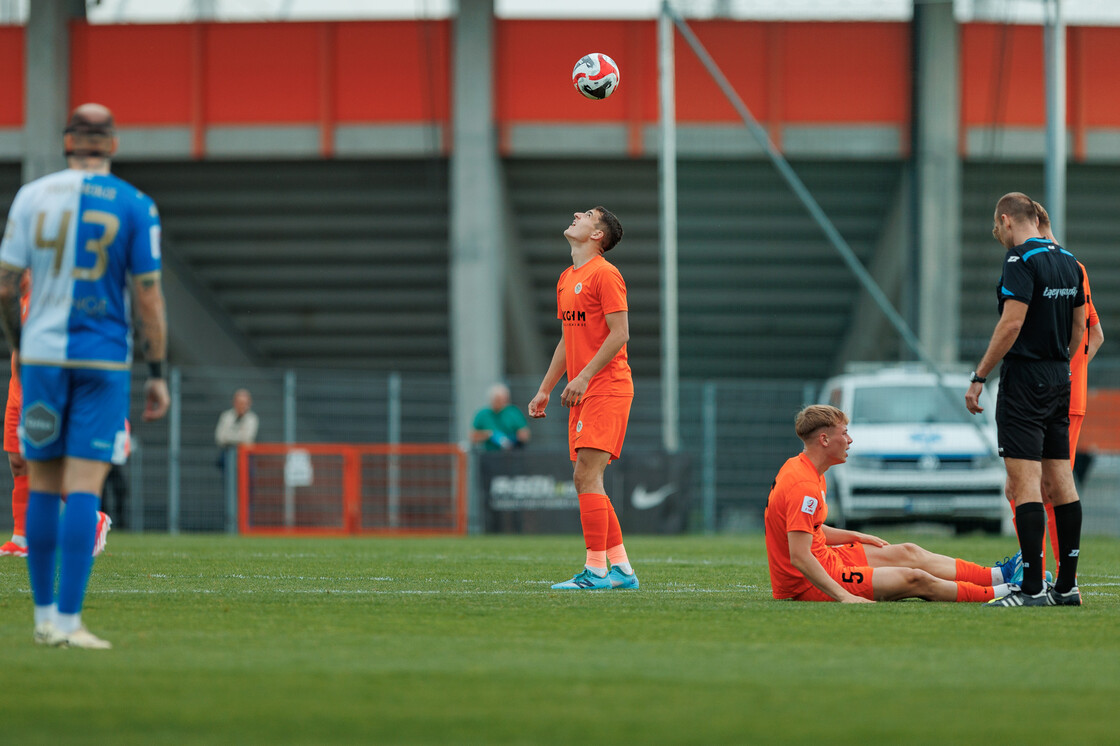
[863,542,1015,585]
[871,567,996,603]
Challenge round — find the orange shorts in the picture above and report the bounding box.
[4,369,20,454]
[1069,413,1084,465]
[791,543,877,602]
[568,394,632,462]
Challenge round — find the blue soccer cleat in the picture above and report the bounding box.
[551,569,611,590]
[608,565,639,590]
[995,551,1023,586]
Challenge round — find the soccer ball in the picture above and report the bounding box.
[572,52,620,100]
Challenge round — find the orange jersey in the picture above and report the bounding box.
[764,453,842,599]
[556,255,633,398]
[1069,262,1099,416]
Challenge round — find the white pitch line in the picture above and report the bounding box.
[0,586,762,596]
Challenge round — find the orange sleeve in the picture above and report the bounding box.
[781,479,824,534]
[597,265,628,315]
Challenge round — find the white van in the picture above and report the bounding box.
[819,365,1007,534]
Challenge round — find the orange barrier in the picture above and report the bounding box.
[238,443,467,536]
[1080,389,1120,453]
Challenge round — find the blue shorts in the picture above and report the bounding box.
[19,365,131,463]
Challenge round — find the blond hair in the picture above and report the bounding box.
[794,405,848,442]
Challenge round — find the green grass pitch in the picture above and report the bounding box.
[2,532,1119,745]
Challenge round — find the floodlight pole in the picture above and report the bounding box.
[659,1,680,454]
[1044,0,1066,238]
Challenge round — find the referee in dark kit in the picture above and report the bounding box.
[965,191,1086,608]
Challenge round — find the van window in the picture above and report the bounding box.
[851,385,971,425]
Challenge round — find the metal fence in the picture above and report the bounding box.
[0,362,1117,536]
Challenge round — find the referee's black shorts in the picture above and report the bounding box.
[995,359,1071,461]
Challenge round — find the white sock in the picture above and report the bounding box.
[34,603,57,627]
[55,613,81,635]
[10,534,26,548]
[585,565,607,578]
[992,583,1010,598]
[613,562,634,575]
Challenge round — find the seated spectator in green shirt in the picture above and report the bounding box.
[471,383,531,451]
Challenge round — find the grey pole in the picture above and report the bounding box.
[914,0,961,365]
[1044,0,1067,238]
[388,372,401,529]
[701,381,717,533]
[659,2,681,454]
[168,367,181,535]
[24,0,83,183]
[282,369,296,527]
[450,0,504,448]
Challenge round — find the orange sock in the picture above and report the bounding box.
[579,493,609,570]
[606,499,623,549]
[1045,502,1059,576]
[955,558,996,586]
[955,582,996,603]
[11,474,28,537]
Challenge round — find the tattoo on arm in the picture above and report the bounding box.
[0,268,22,351]
[134,315,152,359]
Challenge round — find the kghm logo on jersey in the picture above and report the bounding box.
[562,310,586,322]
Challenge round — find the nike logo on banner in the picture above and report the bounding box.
[631,484,676,510]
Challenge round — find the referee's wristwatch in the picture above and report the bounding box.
[969,371,986,384]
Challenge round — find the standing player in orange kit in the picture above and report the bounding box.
[528,207,638,590]
[0,270,111,558]
[0,270,31,557]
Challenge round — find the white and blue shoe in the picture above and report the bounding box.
[608,565,639,590]
[993,551,1054,586]
[551,568,611,590]
[995,551,1023,585]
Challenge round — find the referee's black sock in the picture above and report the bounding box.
[1053,501,1082,593]
[1015,502,1047,595]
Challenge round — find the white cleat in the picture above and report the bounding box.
[60,626,112,650]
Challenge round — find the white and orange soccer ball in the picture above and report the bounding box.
[572,52,620,100]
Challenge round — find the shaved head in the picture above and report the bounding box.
[64,103,117,161]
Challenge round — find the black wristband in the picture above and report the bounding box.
[148,360,166,379]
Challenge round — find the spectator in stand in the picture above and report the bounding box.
[471,383,530,451]
[215,389,259,467]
